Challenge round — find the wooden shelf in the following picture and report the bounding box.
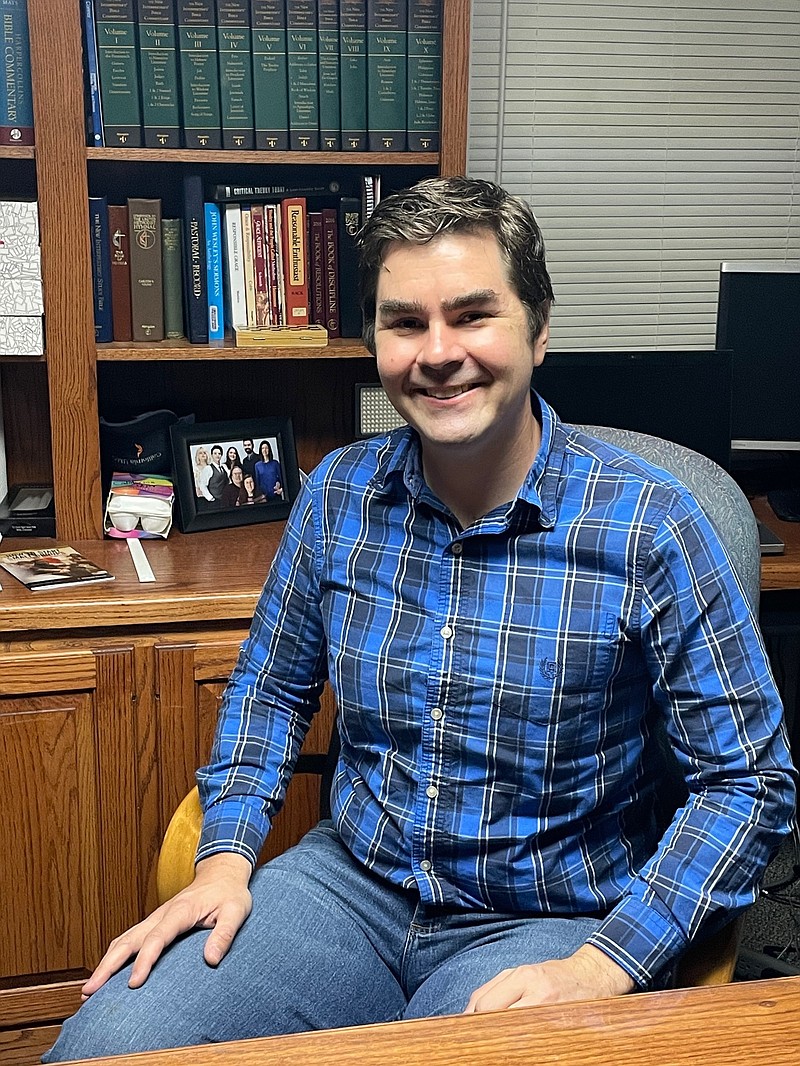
[0,145,35,159]
[96,338,371,361]
[86,148,439,166]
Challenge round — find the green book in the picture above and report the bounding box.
[367,0,407,152]
[137,0,181,148]
[318,0,341,151]
[407,0,440,151]
[161,218,185,338]
[94,0,143,147]
[250,0,289,150]
[339,0,366,151]
[286,0,319,150]
[217,0,254,149]
[177,0,222,148]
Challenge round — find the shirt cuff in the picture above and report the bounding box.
[195,794,270,869]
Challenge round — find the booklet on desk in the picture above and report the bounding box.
[0,546,115,591]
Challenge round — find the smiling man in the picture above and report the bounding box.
[44,178,795,1060]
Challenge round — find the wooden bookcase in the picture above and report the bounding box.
[0,2,471,1060]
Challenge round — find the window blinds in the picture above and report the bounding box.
[468,1,800,349]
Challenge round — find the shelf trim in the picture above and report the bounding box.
[86,148,440,166]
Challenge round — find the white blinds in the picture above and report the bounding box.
[467,1,800,349]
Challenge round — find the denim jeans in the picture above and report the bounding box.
[44,823,602,1060]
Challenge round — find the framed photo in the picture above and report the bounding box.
[170,417,300,533]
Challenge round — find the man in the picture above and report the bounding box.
[45,178,796,1060]
[241,438,258,482]
[206,445,227,509]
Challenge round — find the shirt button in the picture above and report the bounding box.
[451,542,463,555]
[430,707,444,720]
[426,785,439,799]
[419,859,432,872]
[440,624,453,639]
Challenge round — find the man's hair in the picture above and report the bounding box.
[211,444,223,456]
[357,176,554,355]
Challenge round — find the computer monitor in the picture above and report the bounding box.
[716,262,800,452]
[532,349,733,470]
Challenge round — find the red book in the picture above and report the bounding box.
[322,207,340,338]
[308,212,325,325]
[265,204,281,325]
[107,204,133,341]
[280,197,310,326]
[250,204,269,326]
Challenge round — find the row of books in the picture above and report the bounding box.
[89,176,378,345]
[83,1,441,152]
[1,1,34,146]
[0,200,43,356]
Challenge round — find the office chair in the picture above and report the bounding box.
[158,426,763,987]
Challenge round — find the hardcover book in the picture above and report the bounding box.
[0,546,115,591]
[339,0,367,150]
[81,0,104,145]
[177,0,222,148]
[250,203,269,326]
[317,0,341,151]
[407,0,440,151]
[337,195,362,338]
[280,197,309,325]
[308,212,325,325]
[161,217,184,338]
[217,0,254,149]
[107,203,133,341]
[210,180,341,201]
[366,0,407,151]
[240,204,257,326]
[181,174,209,343]
[89,196,113,342]
[94,0,143,147]
[1,0,35,146]
[265,203,282,324]
[204,201,225,340]
[322,207,340,338]
[286,0,320,150]
[250,0,289,150]
[137,0,181,148]
[221,203,247,330]
[128,197,164,341]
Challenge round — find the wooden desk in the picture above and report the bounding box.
[753,496,800,591]
[60,976,800,1066]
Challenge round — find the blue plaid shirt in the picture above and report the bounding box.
[197,394,796,987]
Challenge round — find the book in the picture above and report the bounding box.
[250,202,269,326]
[308,211,324,324]
[407,0,440,151]
[367,0,407,151]
[317,0,341,151]
[0,546,115,591]
[265,203,282,324]
[322,207,340,338]
[181,174,208,343]
[250,0,288,150]
[81,1,105,145]
[94,0,143,147]
[0,198,39,250]
[280,197,309,325]
[177,0,222,148]
[240,204,257,326]
[286,0,319,150]
[210,180,341,201]
[128,197,164,341]
[337,195,362,338]
[137,0,181,148]
[339,0,366,150]
[161,217,184,338]
[89,196,113,342]
[0,315,43,355]
[217,0,254,149]
[107,203,133,341]
[0,279,43,315]
[204,201,224,340]
[1,0,34,146]
[233,323,327,347]
[221,203,247,330]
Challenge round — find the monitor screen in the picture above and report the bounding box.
[715,262,800,451]
[532,349,733,470]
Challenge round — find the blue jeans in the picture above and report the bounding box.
[44,823,602,1060]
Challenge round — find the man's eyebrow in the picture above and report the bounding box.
[378,290,500,317]
[378,298,425,317]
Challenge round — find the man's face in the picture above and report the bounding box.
[232,467,243,486]
[243,440,254,454]
[375,231,547,460]
[211,447,222,464]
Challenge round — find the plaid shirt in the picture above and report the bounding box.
[197,394,796,987]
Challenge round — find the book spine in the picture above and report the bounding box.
[271,204,287,323]
[210,180,341,200]
[265,203,282,324]
[88,197,113,342]
[339,0,366,150]
[136,0,181,148]
[161,217,185,337]
[128,197,164,341]
[337,195,362,338]
[322,207,340,338]
[239,204,257,326]
[107,203,133,341]
[407,0,440,151]
[177,0,222,148]
[317,0,340,151]
[1,0,35,146]
[222,203,247,330]
[366,0,406,151]
[249,0,288,150]
[216,0,254,149]
[308,212,324,325]
[204,202,224,340]
[250,203,269,326]
[94,0,143,147]
[0,278,43,314]
[180,174,208,342]
[81,0,105,145]
[286,0,319,151]
[280,197,309,325]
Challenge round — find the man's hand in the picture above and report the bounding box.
[463,944,635,1013]
[81,853,253,998]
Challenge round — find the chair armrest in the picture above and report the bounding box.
[156,786,203,905]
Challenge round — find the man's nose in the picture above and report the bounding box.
[419,320,464,367]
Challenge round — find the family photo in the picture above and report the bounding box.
[191,436,284,512]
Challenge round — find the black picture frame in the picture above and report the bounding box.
[170,417,300,533]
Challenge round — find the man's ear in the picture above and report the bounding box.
[533,320,549,367]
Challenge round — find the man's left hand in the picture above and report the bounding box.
[463,944,636,1013]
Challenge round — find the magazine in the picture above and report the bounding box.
[0,546,115,591]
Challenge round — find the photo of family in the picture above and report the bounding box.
[191,437,284,512]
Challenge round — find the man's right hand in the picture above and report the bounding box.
[81,852,253,998]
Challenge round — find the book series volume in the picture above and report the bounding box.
[0,0,34,146]
[81,0,441,151]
